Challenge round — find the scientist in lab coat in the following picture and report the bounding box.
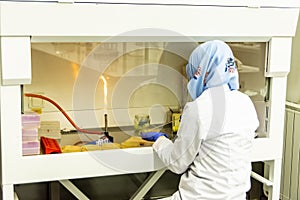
[152,40,259,200]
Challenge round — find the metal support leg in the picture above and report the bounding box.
[59,180,89,200]
[14,192,19,200]
[130,168,167,200]
[266,159,282,200]
[251,171,273,186]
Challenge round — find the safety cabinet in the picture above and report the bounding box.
[0,1,299,199]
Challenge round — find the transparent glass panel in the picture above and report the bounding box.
[24,42,268,141]
[229,42,268,137]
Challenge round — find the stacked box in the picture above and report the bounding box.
[22,113,41,155]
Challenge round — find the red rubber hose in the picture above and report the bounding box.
[24,93,103,135]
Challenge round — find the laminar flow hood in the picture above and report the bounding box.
[0,1,299,200]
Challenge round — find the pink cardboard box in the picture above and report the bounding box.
[22,113,41,128]
[22,141,40,155]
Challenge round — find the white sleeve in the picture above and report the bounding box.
[153,102,204,174]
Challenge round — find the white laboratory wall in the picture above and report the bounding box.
[287,13,300,103]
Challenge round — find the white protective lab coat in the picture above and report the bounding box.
[153,85,259,200]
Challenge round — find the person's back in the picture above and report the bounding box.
[177,85,258,200]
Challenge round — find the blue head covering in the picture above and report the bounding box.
[186,40,239,100]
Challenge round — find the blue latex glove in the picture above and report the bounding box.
[140,132,168,141]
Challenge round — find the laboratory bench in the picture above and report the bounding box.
[15,123,266,199]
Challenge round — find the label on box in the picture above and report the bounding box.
[38,121,61,139]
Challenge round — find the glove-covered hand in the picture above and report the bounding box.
[140,132,168,141]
